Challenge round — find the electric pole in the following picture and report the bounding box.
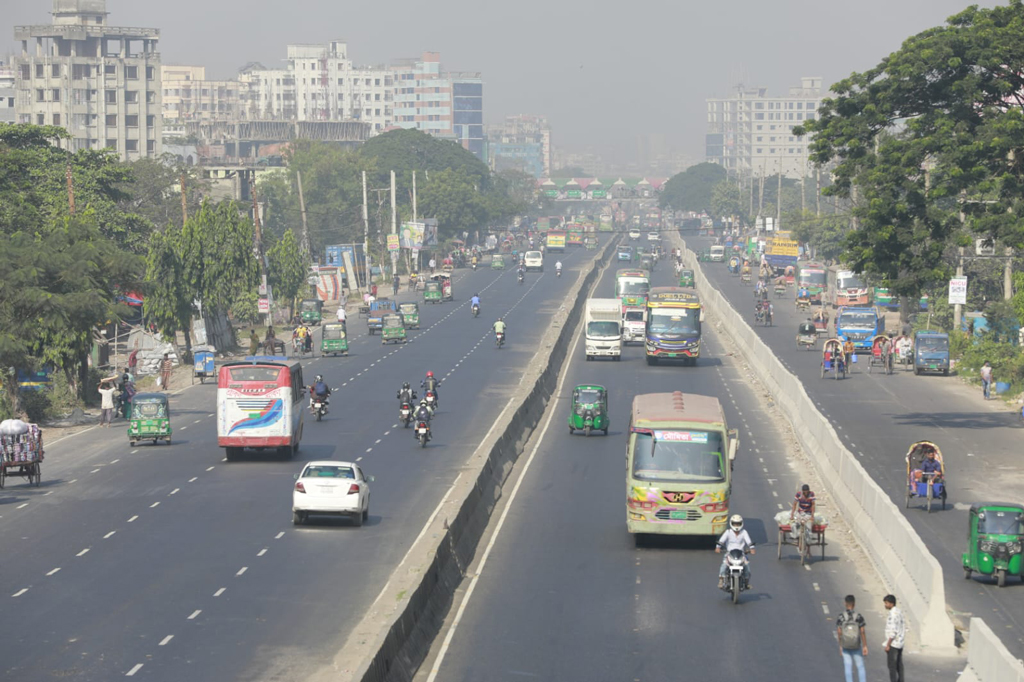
[180,171,188,226]
[251,177,271,329]
[296,170,311,256]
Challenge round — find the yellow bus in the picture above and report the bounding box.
[626,392,738,541]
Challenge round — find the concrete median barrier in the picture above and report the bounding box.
[959,617,1024,682]
[316,239,617,682]
[675,236,956,652]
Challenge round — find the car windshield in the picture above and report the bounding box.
[616,279,649,296]
[979,511,1024,536]
[302,465,355,479]
[624,310,645,322]
[799,271,827,286]
[838,275,864,289]
[526,251,541,259]
[229,367,283,382]
[917,336,948,352]
[710,246,724,254]
[632,431,725,482]
[649,310,700,336]
[587,321,620,336]
[135,402,166,418]
[577,389,603,404]
[839,312,876,330]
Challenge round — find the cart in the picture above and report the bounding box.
[905,440,947,512]
[0,423,43,488]
[192,349,215,384]
[776,512,828,565]
[867,334,893,375]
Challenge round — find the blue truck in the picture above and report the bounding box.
[836,307,882,352]
[367,299,397,335]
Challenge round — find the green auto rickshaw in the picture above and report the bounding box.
[424,280,443,304]
[300,298,324,326]
[963,503,1024,587]
[679,269,695,288]
[381,312,407,344]
[398,302,420,329]
[491,254,506,270]
[567,384,609,436]
[320,321,348,356]
[128,393,171,446]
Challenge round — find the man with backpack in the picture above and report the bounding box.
[836,594,868,682]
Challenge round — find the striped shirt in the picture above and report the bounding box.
[885,606,906,649]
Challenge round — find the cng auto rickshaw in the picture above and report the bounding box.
[963,503,1024,587]
[797,321,818,350]
[128,393,171,446]
[679,269,695,288]
[299,298,324,326]
[431,273,453,301]
[424,280,443,304]
[491,254,506,270]
[398,302,420,329]
[192,349,215,384]
[320,321,348,356]
[381,312,407,345]
[567,385,609,436]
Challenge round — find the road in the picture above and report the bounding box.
[0,248,593,682]
[416,244,938,682]
[688,233,1024,654]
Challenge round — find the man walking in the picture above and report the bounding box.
[883,594,905,682]
[981,361,993,400]
[837,594,868,682]
[159,353,173,391]
[98,377,117,427]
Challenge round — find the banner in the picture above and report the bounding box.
[387,234,400,252]
[400,219,439,249]
[949,276,968,305]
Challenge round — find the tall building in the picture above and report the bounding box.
[0,61,15,123]
[161,65,241,129]
[13,0,162,159]
[488,114,551,177]
[391,53,485,161]
[705,77,823,179]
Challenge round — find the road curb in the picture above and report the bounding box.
[318,238,617,682]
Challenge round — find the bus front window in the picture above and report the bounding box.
[648,310,700,336]
[632,431,724,483]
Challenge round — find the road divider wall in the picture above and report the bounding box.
[326,240,616,682]
[959,617,1024,682]
[676,237,956,651]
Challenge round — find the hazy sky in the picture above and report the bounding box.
[1,0,991,163]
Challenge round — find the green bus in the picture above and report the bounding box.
[626,392,739,541]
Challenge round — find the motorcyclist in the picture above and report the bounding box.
[397,381,417,405]
[765,301,774,326]
[421,370,440,405]
[716,514,755,589]
[309,374,331,412]
[493,317,507,342]
[414,400,433,440]
[517,264,525,283]
[470,294,481,315]
[555,260,563,276]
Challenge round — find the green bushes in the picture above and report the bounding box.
[955,335,1024,392]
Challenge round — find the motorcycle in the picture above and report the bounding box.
[472,303,480,318]
[556,268,562,278]
[425,390,438,410]
[472,262,478,271]
[311,396,329,421]
[416,421,431,448]
[518,272,525,285]
[400,401,413,427]
[720,549,751,604]
[495,331,505,349]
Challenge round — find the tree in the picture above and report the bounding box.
[659,163,726,212]
[418,169,490,240]
[710,180,747,224]
[119,154,210,232]
[267,229,308,317]
[360,129,489,192]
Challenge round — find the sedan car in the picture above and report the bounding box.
[628,229,641,240]
[292,460,372,526]
[647,231,661,242]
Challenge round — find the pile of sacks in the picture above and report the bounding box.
[0,420,43,463]
[135,343,178,376]
[773,510,829,530]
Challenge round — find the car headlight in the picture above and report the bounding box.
[980,540,997,554]
[1008,540,1022,555]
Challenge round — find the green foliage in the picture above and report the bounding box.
[361,129,489,191]
[710,181,747,224]
[267,229,309,311]
[956,335,1024,390]
[230,290,261,327]
[418,169,491,239]
[659,163,726,212]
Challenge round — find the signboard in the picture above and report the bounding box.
[399,219,439,249]
[387,234,400,252]
[592,189,607,199]
[325,245,344,266]
[949,276,968,305]
[257,296,270,313]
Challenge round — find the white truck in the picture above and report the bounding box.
[709,245,725,262]
[585,298,622,360]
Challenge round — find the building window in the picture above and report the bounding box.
[756,125,763,130]
[146,66,155,80]
[375,78,380,86]
[105,90,117,103]
[756,136,762,142]
[125,115,138,127]
[73,64,90,79]
[770,148,776,154]
[805,113,815,121]
[126,66,138,80]
[52,89,60,102]
[375,108,380,116]
[796,102,803,109]
[754,113,764,120]
[146,91,155,103]
[125,139,138,152]
[52,113,61,125]
[37,114,45,125]
[147,140,155,153]
[21,64,30,80]
[36,64,44,78]
[106,114,117,126]
[125,91,138,103]
[36,89,45,102]
[106,138,116,149]
[51,64,60,78]
[146,115,155,127]
[337,78,343,85]
[105,64,116,75]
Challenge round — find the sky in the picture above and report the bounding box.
[0,0,993,165]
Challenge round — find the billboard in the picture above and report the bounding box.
[400,219,439,249]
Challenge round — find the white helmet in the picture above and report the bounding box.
[729,514,744,531]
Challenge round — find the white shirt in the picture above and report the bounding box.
[336,307,346,322]
[98,386,116,410]
[717,528,754,553]
[555,262,562,269]
[884,606,906,649]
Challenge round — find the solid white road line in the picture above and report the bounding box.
[425,299,584,682]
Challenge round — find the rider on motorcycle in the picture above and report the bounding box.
[517,264,525,281]
[309,374,331,411]
[397,382,417,405]
[421,371,440,404]
[493,317,507,342]
[555,260,563,276]
[414,400,433,439]
[716,514,755,588]
[470,294,481,315]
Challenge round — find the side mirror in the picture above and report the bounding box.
[367,475,376,483]
[728,429,739,462]
[293,473,299,480]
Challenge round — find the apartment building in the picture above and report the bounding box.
[705,76,823,179]
[488,114,551,176]
[162,65,240,127]
[0,62,15,123]
[13,0,162,159]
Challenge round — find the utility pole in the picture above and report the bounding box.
[412,170,419,274]
[954,203,965,332]
[362,171,370,294]
[66,160,75,215]
[296,170,311,256]
[776,163,782,229]
[251,178,271,329]
[815,167,821,217]
[390,170,398,279]
[180,171,188,226]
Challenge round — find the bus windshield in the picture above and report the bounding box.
[632,430,724,482]
[799,270,827,286]
[616,279,649,296]
[838,312,876,330]
[649,309,700,336]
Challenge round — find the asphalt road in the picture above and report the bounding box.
[416,247,944,682]
[688,233,1024,653]
[0,248,594,682]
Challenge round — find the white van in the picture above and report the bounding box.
[523,250,544,272]
[709,245,725,262]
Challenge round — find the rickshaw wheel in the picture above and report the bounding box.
[32,463,41,486]
[820,363,825,379]
[905,490,911,508]
[998,569,1007,588]
[584,426,591,437]
[964,566,972,579]
[568,426,574,435]
[130,440,137,447]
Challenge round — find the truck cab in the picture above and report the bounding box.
[913,331,950,375]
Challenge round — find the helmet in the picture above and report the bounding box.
[426,371,434,378]
[419,399,427,406]
[729,514,744,531]
[403,382,410,390]
[315,375,323,383]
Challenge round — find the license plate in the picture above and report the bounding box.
[669,511,690,520]
[318,487,335,494]
[419,428,427,434]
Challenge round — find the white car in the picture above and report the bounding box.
[628,229,641,240]
[647,232,661,242]
[292,460,372,526]
[523,250,544,271]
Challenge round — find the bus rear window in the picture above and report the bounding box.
[228,367,283,383]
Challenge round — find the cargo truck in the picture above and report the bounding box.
[585,298,622,360]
